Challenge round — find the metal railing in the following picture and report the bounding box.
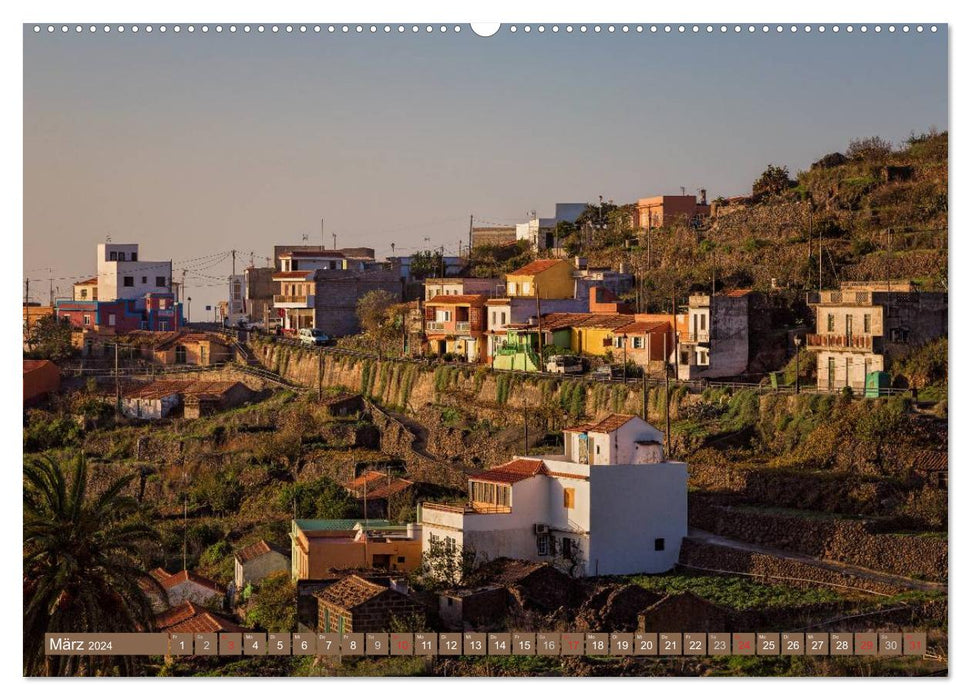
[273,294,312,305]
[806,333,874,350]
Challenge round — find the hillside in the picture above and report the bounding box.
[578,130,947,309]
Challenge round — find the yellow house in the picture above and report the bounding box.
[290,519,423,579]
[505,259,576,299]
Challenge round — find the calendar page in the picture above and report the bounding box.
[18,3,950,687]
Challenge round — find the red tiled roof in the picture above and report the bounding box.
[158,569,225,594]
[537,312,634,331]
[566,413,637,434]
[470,458,548,484]
[345,471,387,490]
[485,298,511,305]
[613,320,670,335]
[74,277,98,286]
[723,289,753,297]
[508,259,567,276]
[235,539,288,564]
[149,567,172,583]
[364,479,414,500]
[156,602,244,633]
[426,294,486,305]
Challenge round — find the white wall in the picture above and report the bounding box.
[587,462,687,575]
[96,244,172,306]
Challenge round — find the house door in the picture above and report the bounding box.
[372,554,392,569]
[845,315,853,341]
[827,357,836,390]
[175,345,187,364]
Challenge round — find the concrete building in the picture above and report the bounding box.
[419,414,688,577]
[505,259,577,299]
[72,277,98,301]
[57,293,182,335]
[234,540,291,591]
[120,379,251,420]
[242,266,276,326]
[484,296,588,364]
[676,291,752,380]
[471,226,517,248]
[806,282,948,392]
[635,194,710,230]
[424,293,488,362]
[95,243,173,308]
[516,203,587,253]
[423,277,501,300]
[290,519,423,580]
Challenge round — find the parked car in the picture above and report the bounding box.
[546,355,583,374]
[592,364,624,381]
[298,328,332,347]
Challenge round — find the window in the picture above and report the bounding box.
[507,283,517,295]
[537,535,550,556]
[83,314,91,326]
[501,312,507,325]
[157,276,166,287]
[522,282,531,295]
[175,345,187,364]
[323,608,330,633]
[863,314,871,333]
[491,311,497,325]
[123,276,134,287]
[397,556,405,563]
[118,252,126,261]
[159,321,168,331]
[562,538,575,558]
[632,336,644,349]
[654,538,665,551]
[470,481,511,507]
[699,314,706,330]
[826,313,835,332]
[108,314,116,327]
[131,252,137,261]
[563,488,575,509]
[200,346,208,365]
[80,289,87,299]
[109,251,117,261]
[890,328,909,343]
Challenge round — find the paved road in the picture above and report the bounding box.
[686,528,946,594]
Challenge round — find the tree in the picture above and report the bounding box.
[26,314,75,362]
[356,289,397,336]
[23,454,162,676]
[278,476,357,519]
[244,572,296,632]
[752,164,796,201]
[411,536,478,589]
[408,249,444,279]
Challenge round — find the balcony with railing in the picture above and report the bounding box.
[685,330,710,343]
[806,333,878,352]
[425,320,484,335]
[273,294,314,308]
[817,290,873,306]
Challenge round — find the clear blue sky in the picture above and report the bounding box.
[24,26,947,312]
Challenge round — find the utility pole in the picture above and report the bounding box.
[231,249,236,277]
[114,343,121,416]
[468,214,473,257]
[332,232,337,251]
[535,285,543,364]
[24,278,29,306]
[664,331,671,458]
[48,269,54,307]
[321,218,325,250]
[439,245,445,278]
[671,294,679,383]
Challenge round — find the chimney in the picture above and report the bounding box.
[699,189,707,205]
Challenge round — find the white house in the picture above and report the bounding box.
[96,243,173,309]
[234,540,291,591]
[419,414,687,577]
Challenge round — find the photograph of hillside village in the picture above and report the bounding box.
[22,24,947,679]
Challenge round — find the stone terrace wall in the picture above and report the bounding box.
[677,539,907,596]
[689,501,947,582]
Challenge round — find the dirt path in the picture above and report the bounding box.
[686,528,946,594]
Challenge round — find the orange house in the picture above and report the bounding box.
[290,519,422,580]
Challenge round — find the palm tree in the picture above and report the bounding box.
[24,454,163,676]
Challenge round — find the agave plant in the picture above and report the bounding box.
[23,454,163,676]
